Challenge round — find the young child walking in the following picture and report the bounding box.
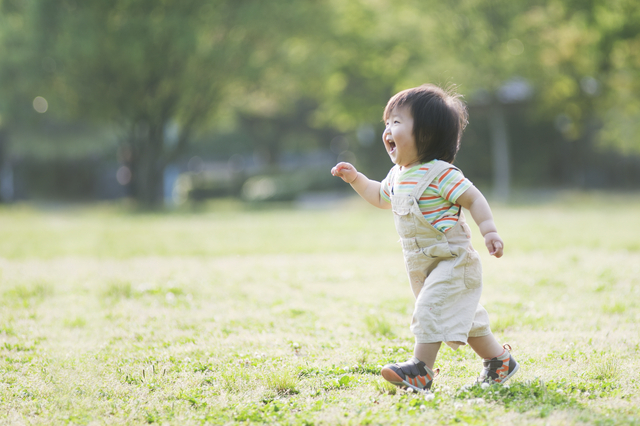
[331,84,518,392]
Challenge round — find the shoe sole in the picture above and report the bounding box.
[381,367,428,393]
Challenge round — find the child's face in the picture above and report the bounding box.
[383,106,419,169]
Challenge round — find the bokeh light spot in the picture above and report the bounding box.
[33,96,49,113]
[580,76,599,96]
[507,39,524,56]
[116,166,132,185]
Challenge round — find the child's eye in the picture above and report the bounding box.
[394,120,400,124]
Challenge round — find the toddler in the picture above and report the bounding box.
[331,84,518,392]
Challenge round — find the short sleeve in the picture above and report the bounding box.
[436,167,473,203]
[379,167,395,204]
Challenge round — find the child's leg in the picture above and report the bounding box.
[413,342,442,371]
[467,334,503,359]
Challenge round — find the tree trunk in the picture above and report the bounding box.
[489,104,510,202]
[128,121,165,209]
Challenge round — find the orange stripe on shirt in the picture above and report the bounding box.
[438,168,454,183]
[431,207,460,222]
[429,206,452,214]
[445,180,464,200]
[432,216,456,224]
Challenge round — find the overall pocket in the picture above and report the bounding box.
[392,203,416,238]
[391,203,412,216]
[463,250,483,289]
[421,243,456,259]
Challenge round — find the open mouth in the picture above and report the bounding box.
[387,141,396,153]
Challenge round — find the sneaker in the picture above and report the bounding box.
[381,357,438,392]
[477,344,519,384]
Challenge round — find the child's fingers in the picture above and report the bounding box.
[331,168,345,178]
[335,162,351,172]
[491,241,503,258]
[331,162,354,178]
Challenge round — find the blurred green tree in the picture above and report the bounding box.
[23,0,330,207]
[525,0,640,153]
[312,0,640,194]
[2,0,639,204]
[304,0,535,194]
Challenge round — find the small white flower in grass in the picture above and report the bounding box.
[166,291,176,303]
[454,402,463,409]
[503,384,510,390]
[425,392,435,401]
[481,382,490,390]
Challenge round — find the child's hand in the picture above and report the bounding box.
[331,162,358,184]
[484,232,504,258]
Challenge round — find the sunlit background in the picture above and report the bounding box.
[1,0,639,208]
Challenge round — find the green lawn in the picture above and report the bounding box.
[1,193,639,425]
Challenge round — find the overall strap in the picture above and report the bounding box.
[409,160,454,199]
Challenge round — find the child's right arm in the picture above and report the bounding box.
[331,162,391,210]
[456,185,504,258]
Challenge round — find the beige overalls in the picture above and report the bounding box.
[390,160,491,349]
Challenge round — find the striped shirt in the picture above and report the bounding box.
[380,160,472,232]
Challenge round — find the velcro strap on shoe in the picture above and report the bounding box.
[482,359,504,369]
[397,357,428,378]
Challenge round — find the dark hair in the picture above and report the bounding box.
[383,84,468,163]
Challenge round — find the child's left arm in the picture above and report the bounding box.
[456,186,504,258]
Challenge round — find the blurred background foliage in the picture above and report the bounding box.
[1,0,639,207]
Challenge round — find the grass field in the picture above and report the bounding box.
[1,193,640,425]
